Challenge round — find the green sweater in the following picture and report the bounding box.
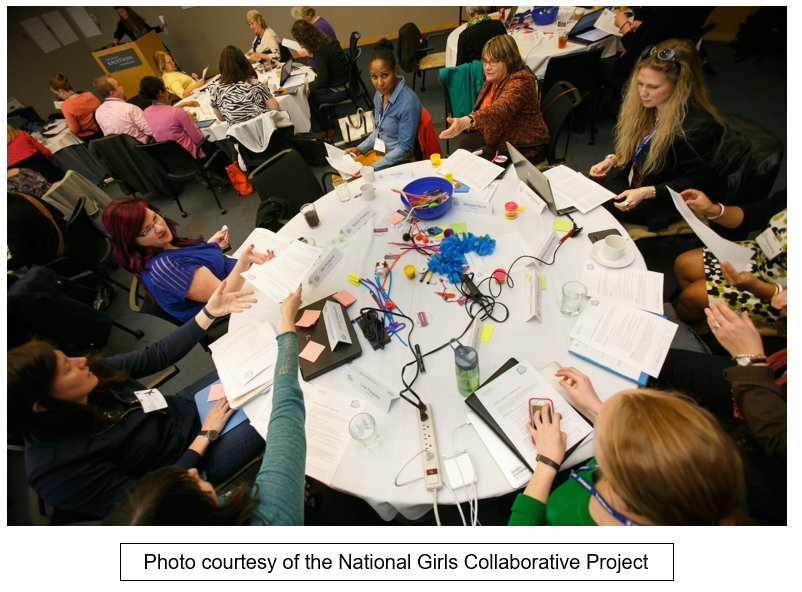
[508,460,599,526]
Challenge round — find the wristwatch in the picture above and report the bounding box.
[733,355,767,366]
[605,153,618,166]
[467,114,476,130]
[198,429,219,442]
[536,454,560,471]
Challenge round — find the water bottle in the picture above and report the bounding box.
[450,339,480,397]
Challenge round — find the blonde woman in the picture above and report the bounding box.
[509,370,751,526]
[244,10,281,63]
[589,38,726,230]
[153,51,205,100]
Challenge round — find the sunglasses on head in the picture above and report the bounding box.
[640,45,676,63]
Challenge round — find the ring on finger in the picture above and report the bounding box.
[713,323,722,330]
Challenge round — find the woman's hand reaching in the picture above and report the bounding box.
[680,189,717,218]
[207,230,229,249]
[614,186,654,212]
[589,158,615,179]
[205,280,257,316]
[439,116,471,139]
[527,403,566,466]
[555,367,603,417]
[239,244,274,266]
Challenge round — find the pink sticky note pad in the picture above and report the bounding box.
[386,212,405,225]
[207,383,226,403]
[332,290,357,307]
[299,341,326,364]
[295,309,321,328]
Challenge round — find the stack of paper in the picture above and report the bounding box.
[581,261,664,314]
[208,319,279,408]
[325,144,362,178]
[543,165,615,214]
[569,298,678,378]
[229,227,295,259]
[242,239,323,302]
[437,149,504,192]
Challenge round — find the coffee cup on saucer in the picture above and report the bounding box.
[603,235,627,261]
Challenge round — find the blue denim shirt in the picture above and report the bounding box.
[358,77,421,170]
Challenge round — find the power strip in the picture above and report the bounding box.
[417,403,443,491]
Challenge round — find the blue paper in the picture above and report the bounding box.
[194,380,249,436]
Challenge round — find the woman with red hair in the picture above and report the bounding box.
[103,196,272,322]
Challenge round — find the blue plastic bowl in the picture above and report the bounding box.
[400,177,453,220]
[532,6,559,26]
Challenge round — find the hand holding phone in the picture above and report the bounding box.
[529,398,554,429]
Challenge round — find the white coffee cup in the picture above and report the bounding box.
[360,166,375,183]
[603,235,627,261]
[360,183,376,201]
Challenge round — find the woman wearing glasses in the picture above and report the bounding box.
[508,368,751,526]
[439,34,548,160]
[153,51,206,100]
[589,38,725,230]
[103,196,273,323]
[7,281,260,519]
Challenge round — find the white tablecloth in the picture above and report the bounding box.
[446,8,621,76]
[229,160,647,522]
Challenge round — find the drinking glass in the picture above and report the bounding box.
[333,178,351,202]
[561,281,587,317]
[349,413,380,449]
[300,203,320,229]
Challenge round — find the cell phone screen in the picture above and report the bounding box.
[530,400,553,427]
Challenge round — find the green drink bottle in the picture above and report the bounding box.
[450,338,480,397]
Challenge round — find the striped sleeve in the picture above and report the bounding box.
[146,253,200,302]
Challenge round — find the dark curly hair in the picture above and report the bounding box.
[291,19,332,52]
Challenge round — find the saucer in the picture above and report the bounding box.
[591,240,635,268]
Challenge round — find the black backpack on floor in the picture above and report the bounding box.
[290,131,328,167]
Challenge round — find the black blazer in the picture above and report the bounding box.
[456,19,508,66]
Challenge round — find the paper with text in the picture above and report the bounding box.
[525,274,542,321]
[322,300,352,350]
[581,261,664,314]
[243,240,323,302]
[438,149,504,192]
[230,228,294,259]
[543,165,615,214]
[568,339,647,384]
[325,143,361,177]
[209,318,278,389]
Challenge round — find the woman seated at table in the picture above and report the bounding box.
[7,125,63,183]
[106,286,307,526]
[456,7,508,66]
[7,281,260,519]
[111,6,165,45]
[103,196,273,323]
[440,35,549,161]
[139,76,230,185]
[343,39,421,171]
[291,19,350,134]
[244,10,281,64]
[153,51,205,100]
[290,6,337,71]
[589,39,725,231]
[209,46,280,127]
[509,368,750,526]
[48,73,103,141]
[673,188,786,334]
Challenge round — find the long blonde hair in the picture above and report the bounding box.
[597,389,748,526]
[153,51,172,77]
[7,125,18,145]
[614,38,724,178]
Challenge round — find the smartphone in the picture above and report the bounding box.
[588,228,622,244]
[529,398,554,430]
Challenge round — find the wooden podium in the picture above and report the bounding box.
[91,30,166,95]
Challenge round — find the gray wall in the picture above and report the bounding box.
[8,5,460,119]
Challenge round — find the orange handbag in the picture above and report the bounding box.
[225,156,254,196]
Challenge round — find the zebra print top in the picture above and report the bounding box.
[209,78,274,127]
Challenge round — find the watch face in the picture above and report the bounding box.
[207,430,219,441]
[736,358,750,366]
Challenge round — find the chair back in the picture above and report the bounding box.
[88,133,171,196]
[64,196,113,266]
[398,23,425,73]
[132,140,199,180]
[349,31,361,63]
[692,22,718,46]
[12,152,65,184]
[129,276,185,327]
[541,47,603,102]
[249,149,325,218]
[540,81,582,164]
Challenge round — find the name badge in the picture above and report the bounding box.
[373,137,386,154]
[755,227,783,260]
[345,364,399,414]
[134,389,168,413]
[516,180,546,213]
[308,247,343,285]
[341,205,375,237]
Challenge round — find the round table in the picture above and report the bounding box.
[230,159,646,521]
[445,7,621,76]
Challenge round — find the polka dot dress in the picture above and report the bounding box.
[705,209,787,328]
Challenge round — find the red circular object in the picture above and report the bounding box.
[385,301,396,309]
[415,234,424,241]
[422,236,429,244]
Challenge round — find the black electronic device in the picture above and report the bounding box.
[460,273,482,299]
[588,228,623,244]
[566,8,609,45]
[294,295,362,380]
[356,311,392,351]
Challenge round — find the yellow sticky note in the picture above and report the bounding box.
[450,222,468,236]
[539,274,546,289]
[480,323,494,343]
[552,219,573,232]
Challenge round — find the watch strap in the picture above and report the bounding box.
[536,454,561,471]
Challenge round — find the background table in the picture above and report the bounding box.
[230,160,647,521]
[445,7,621,76]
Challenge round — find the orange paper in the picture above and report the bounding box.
[332,290,357,307]
[299,341,326,363]
[295,309,321,327]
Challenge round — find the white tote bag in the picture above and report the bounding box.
[338,108,375,142]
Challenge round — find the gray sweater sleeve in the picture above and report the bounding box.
[250,332,306,525]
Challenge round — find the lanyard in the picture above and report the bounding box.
[376,101,391,138]
[632,124,658,164]
[570,465,643,526]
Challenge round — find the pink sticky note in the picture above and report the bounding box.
[386,212,405,225]
[332,290,357,307]
[299,341,326,364]
[295,309,321,328]
[207,383,226,402]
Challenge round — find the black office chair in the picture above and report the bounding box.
[398,22,446,92]
[512,81,582,168]
[10,152,65,183]
[348,31,374,110]
[318,32,373,131]
[226,123,295,171]
[133,139,227,216]
[248,149,325,225]
[692,22,718,75]
[540,47,603,145]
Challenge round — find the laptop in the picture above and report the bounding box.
[295,295,362,381]
[566,8,609,45]
[279,60,306,89]
[507,142,577,216]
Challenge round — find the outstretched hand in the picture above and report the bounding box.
[555,367,603,417]
[439,116,470,139]
[705,300,764,359]
[206,280,257,316]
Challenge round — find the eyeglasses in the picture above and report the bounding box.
[138,213,163,237]
[480,58,501,67]
[640,45,676,63]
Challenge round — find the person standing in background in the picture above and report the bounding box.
[111,6,165,45]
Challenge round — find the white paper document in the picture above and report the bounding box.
[241,385,273,437]
[243,240,323,302]
[581,261,664,314]
[474,360,593,471]
[568,339,647,385]
[322,300,352,350]
[159,15,168,35]
[282,38,302,52]
[438,149,504,192]
[524,273,542,322]
[464,232,533,278]
[543,165,614,214]
[324,143,361,177]
[230,227,294,259]
[467,411,533,489]
[283,73,306,88]
[670,188,754,272]
[594,8,630,36]
[569,298,678,378]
